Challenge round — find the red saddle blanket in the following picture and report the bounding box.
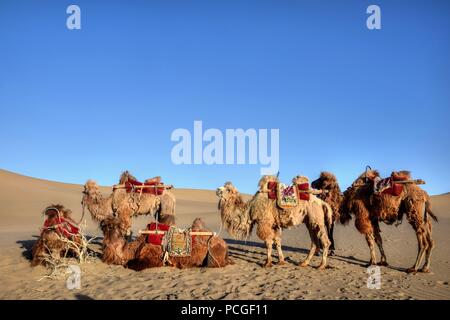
[125,178,165,195]
[146,223,171,245]
[297,183,310,201]
[267,182,310,201]
[43,217,79,239]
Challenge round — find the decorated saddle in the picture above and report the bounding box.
[266,181,311,209]
[145,223,193,257]
[124,177,166,195]
[372,172,409,197]
[164,227,193,257]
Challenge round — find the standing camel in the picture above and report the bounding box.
[314,169,437,273]
[311,171,343,255]
[216,175,333,269]
[82,171,176,237]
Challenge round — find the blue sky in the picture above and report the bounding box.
[0,0,449,195]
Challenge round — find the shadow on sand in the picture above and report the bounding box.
[224,238,407,272]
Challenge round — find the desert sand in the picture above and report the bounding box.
[0,169,449,300]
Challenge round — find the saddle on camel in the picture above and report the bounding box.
[355,168,426,196]
[113,175,173,195]
[31,204,82,266]
[139,219,217,261]
[262,178,325,209]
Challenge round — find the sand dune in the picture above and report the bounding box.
[0,169,449,300]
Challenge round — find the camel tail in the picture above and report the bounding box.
[425,200,438,223]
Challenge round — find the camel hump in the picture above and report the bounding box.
[119,171,138,184]
[145,176,161,184]
[391,170,411,181]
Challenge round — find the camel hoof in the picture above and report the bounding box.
[377,261,388,267]
[263,261,273,268]
[365,262,377,268]
[316,265,326,270]
[299,262,309,268]
[419,267,431,273]
[278,260,286,266]
[406,267,418,274]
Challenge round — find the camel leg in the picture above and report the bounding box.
[300,227,318,268]
[328,223,335,256]
[407,228,428,274]
[300,241,317,268]
[264,239,274,267]
[420,224,434,273]
[317,226,330,270]
[373,222,388,266]
[274,228,285,265]
[365,233,377,266]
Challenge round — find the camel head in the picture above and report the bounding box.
[292,175,309,185]
[43,204,72,220]
[216,181,240,209]
[82,180,101,198]
[311,172,339,191]
[216,182,253,240]
[82,179,114,223]
[100,217,125,239]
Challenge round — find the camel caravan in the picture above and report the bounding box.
[32,168,438,274]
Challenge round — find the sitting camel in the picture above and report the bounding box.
[314,169,437,274]
[31,204,81,266]
[82,171,176,238]
[216,175,333,269]
[99,214,232,270]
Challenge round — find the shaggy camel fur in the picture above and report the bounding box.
[82,171,176,237]
[311,171,344,254]
[31,204,81,266]
[216,176,333,269]
[99,215,232,270]
[339,169,438,273]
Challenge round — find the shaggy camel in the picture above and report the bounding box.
[315,169,437,273]
[216,176,333,269]
[82,171,176,237]
[311,171,344,255]
[98,214,232,270]
[32,204,81,266]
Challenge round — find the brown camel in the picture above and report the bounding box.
[98,214,232,270]
[311,171,344,255]
[82,171,176,237]
[314,169,437,274]
[31,204,82,266]
[216,175,333,269]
